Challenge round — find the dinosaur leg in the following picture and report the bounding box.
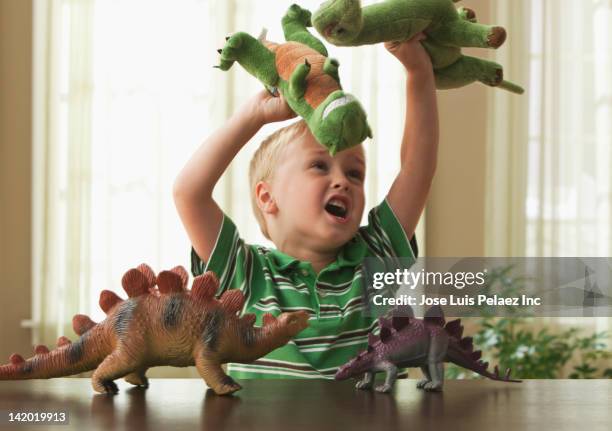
[423,362,444,391]
[216,32,279,88]
[423,335,447,392]
[432,19,506,49]
[422,40,462,70]
[124,368,149,388]
[323,57,341,85]
[91,349,144,394]
[416,366,431,389]
[282,4,328,56]
[434,55,504,90]
[355,371,375,390]
[195,357,241,396]
[289,60,312,100]
[374,361,398,394]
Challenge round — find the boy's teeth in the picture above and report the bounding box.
[328,199,346,210]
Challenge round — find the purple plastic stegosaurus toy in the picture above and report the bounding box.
[335,305,520,393]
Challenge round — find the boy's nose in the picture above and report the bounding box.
[332,179,349,191]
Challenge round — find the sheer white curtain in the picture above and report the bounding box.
[32,0,415,368]
[487,0,611,333]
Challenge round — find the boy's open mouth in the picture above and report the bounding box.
[324,197,349,220]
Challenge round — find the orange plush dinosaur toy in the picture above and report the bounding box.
[0,264,309,395]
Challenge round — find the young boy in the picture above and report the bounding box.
[173,34,438,381]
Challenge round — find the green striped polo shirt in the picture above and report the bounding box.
[191,198,417,379]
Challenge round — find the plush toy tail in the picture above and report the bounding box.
[498,80,525,95]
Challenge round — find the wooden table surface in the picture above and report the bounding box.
[0,379,610,431]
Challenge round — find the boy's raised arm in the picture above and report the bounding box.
[385,34,439,239]
[173,90,295,262]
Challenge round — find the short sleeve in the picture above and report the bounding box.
[190,213,250,295]
[358,198,418,260]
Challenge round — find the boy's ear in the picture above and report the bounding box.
[255,181,278,214]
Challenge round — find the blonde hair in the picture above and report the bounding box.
[249,120,309,239]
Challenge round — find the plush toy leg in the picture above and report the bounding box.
[323,57,341,84]
[217,32,279,88]
[195,357,242,396]
[434,55,503,90]
[282,4,328,56]
[431,19,506,49]
[289,59,312,100]
[421,40,462,69]
[124,368,149,388]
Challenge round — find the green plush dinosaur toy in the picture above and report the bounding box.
[216,4,372,155]
[311,0,524,94]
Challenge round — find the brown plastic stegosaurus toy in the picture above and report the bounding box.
[0,264,309,395]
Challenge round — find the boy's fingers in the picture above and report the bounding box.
[409,32,427,42]
[384,40,401,51]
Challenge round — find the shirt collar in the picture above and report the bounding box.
[262,233,367,274]
[263,248,300,272]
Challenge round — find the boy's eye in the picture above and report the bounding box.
[348,169,364,181]
[311,160,328,171]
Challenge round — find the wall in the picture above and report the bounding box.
[0,0,34,361]
[0,0,491,363]
[426,0,490,257]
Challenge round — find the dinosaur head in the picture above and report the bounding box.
[262,310,310,350]
[277,310,310,339]
[312,0,364,46]
[311,90,372,155]
[335,350,372,380]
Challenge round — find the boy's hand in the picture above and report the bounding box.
[244,90,297,125]
[384,33,432,74]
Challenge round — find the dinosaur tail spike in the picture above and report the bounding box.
[263,313,277,327]
[220,290,245,315]
[191,272,219,303]
[57,336,71,348]
[72,314,97,336]
[459,336,474,352]
[9,354,24,365]
[99,290,123,314]
[170,266,189,289]
[34,345,50,355]
[122,268,150,298]
[240,313,257,327]
[448,345,521,383]
[391,316,411,332]
[444,319,464,339]
[157,270,185,294]
[136,263,157,289]
[378,317,392,329]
